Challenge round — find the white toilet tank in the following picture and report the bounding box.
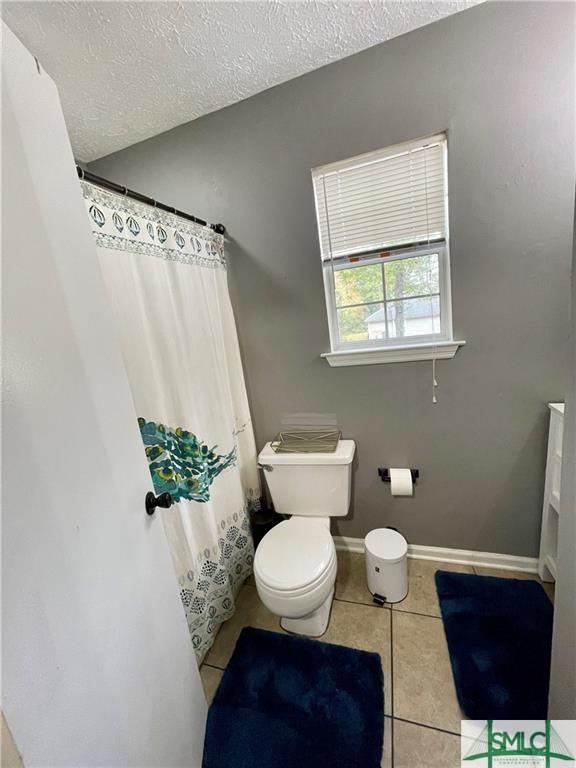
[258,440,355,517]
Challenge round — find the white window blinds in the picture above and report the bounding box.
[312,134,447,262]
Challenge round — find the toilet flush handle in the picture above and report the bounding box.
[258,463,273,472]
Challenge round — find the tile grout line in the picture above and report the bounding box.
[335,593,443,622]
[392,608,443,621]
[202,661,226,672]
[392,716,462,739]
[334,595,392,610]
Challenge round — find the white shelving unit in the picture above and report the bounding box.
[538,402,564,582]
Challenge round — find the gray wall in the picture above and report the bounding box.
[91,1,575,557]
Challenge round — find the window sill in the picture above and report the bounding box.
[321,340,466,367]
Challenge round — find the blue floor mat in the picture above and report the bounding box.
[435,570,553,718]
[202,627,384,768]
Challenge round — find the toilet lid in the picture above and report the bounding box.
[255,519,335,591]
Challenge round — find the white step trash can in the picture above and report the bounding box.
[365,528,408,603]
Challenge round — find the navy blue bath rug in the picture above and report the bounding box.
[435,570,553,719]
[202,626,384,768]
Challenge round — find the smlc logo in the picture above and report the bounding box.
[461,720,576,767]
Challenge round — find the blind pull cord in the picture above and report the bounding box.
[432,354,438,404]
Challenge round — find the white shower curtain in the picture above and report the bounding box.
[81,181,259,662]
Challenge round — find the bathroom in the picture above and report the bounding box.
[2,1,575,767]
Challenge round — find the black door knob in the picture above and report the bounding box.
[145,491,172,516]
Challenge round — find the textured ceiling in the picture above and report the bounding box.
[3,1,482,161]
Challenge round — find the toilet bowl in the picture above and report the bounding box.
[254,517,337,636]
[254,439,355,636]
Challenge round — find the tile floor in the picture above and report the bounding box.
[200,554,554,768]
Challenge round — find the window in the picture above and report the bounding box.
[312,134,463,365]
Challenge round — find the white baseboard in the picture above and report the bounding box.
[333,536,366,554]
[333,535,538,573]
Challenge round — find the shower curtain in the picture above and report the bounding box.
[81,181,259,662]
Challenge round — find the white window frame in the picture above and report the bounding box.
[313,135,465,366]
[322,244,451,352]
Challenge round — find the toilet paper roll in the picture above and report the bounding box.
[389,468,413,497]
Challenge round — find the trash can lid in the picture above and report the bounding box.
[365,528,408,564]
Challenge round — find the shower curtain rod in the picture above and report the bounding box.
[76,164,226,235]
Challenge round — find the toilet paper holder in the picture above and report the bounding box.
[378,468,419,483]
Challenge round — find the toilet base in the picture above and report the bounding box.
[280,587,334,637]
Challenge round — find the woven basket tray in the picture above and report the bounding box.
[270,430,341,453]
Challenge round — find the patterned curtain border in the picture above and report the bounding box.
[81,181,226,270]
[180,507,254,663]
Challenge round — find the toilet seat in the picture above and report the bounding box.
[254,518,337,623]
[254,518,335,592]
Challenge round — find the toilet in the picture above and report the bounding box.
[254,439,355,636]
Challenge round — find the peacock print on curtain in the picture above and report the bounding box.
[81,181,259,662]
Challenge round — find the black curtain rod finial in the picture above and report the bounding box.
[211,223,226,235]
